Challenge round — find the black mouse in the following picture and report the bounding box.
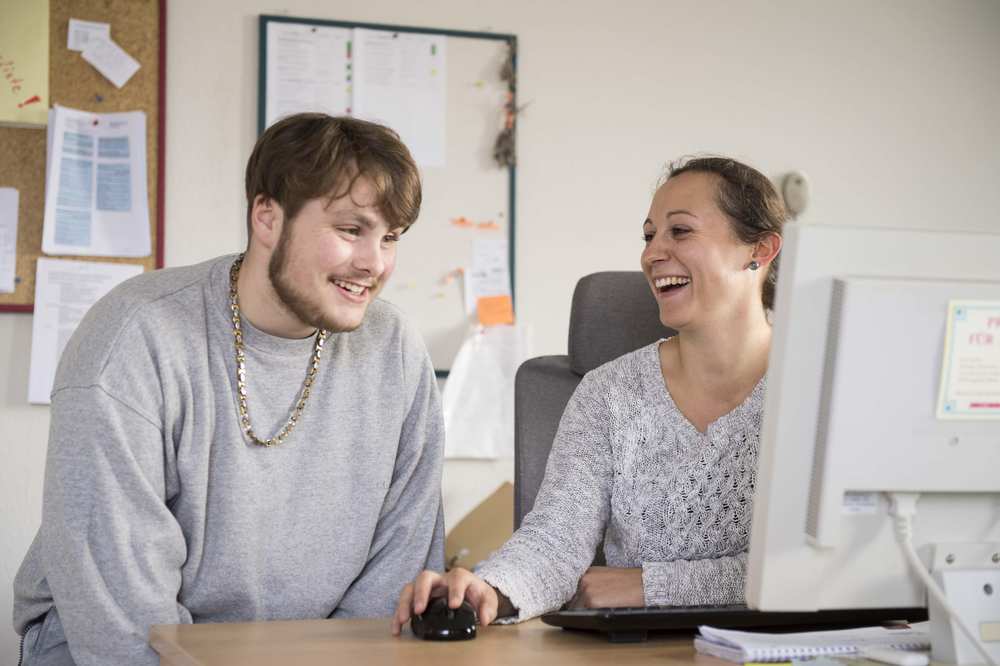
[410,597,477,641]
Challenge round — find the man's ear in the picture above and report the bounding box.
[248,195,284,251]
[752,232,783,269]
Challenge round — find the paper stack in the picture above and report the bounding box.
[694,622,930,663]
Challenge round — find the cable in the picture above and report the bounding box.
[888,492,998,666]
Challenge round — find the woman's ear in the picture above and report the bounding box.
[752,232,783,269]
[248,195,284,251]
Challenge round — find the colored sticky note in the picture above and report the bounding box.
[476,295,514,326]
[0,0,49,126]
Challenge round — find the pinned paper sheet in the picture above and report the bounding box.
[937,300,1000,419]
[81,37,140,88]
[262,23,446,166]
[28,258,143,404]
[42,105,151,257]
[264,22,352,125]
[464,238,511,316]
[477,295,513,326]
[353,28,447,167]
[0,188,18,293]
[67,18,110,51]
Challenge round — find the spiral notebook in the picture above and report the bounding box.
[694,621,931,663]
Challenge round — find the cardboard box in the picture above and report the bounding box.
[445,482,514,570]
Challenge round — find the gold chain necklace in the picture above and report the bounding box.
[229,254,329,447]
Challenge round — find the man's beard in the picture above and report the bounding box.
[267,229,370,334]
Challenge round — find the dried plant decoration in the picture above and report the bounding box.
[493,42,518,168]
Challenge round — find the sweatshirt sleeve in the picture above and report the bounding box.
[333,345,445,618]
[642,553,747,606]
[41,385,191,666]
[475,374,611,622]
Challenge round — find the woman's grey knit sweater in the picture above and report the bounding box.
[476,340,764,622]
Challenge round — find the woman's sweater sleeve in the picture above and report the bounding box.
[641,553,747,606]
[475,374,611,622]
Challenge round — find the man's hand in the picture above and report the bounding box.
[391,567,505,635]
[570,566,645,609]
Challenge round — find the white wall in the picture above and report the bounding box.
[2,0,999,660]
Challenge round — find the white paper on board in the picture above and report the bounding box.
[28,258,143,404]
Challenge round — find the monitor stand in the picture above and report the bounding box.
[926,543,1000,665]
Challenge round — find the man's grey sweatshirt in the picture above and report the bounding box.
[13,255,445,665]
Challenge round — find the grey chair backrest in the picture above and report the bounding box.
[513,271,672,530]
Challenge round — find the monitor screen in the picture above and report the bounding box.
[746,223,1000,662]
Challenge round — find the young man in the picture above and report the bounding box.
[13,114,445,665]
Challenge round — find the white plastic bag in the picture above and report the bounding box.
[442,323,532,459]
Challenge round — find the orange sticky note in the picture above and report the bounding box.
[476,295,514,326]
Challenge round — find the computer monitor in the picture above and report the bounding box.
[746,223,1000,664]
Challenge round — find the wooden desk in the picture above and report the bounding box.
[150,617,725,665]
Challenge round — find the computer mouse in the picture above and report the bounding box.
[410,597,477,641]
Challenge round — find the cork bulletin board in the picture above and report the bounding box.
[0,0,166,312]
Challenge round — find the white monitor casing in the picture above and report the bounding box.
[747,223,1000,613]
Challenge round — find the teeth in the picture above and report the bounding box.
[334,279,367,295]
[654,276,691,288]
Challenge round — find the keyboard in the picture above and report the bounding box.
[540,605,928,643]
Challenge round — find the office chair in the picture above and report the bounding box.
[513,271,673,535]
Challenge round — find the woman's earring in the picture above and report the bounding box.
[748,260,760,271]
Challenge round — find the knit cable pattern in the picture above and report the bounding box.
[477,341,764,621]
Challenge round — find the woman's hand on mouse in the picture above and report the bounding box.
[391,567,504,635]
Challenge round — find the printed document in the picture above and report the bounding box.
[464,239,511,316]
[67,18,111,51]
[42,105,151,257]
[352,28,447,167]
[28,258,143,404]
[262,22,447,167]
[81,37,141,88]
[264,22,352,127]
[937,300,1000,418]
[0,187,18,293]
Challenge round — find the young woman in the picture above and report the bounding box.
[392,156,786,632]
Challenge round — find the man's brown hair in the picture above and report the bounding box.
[245,113,422,238]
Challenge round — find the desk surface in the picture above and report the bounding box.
[150,617,724,666]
